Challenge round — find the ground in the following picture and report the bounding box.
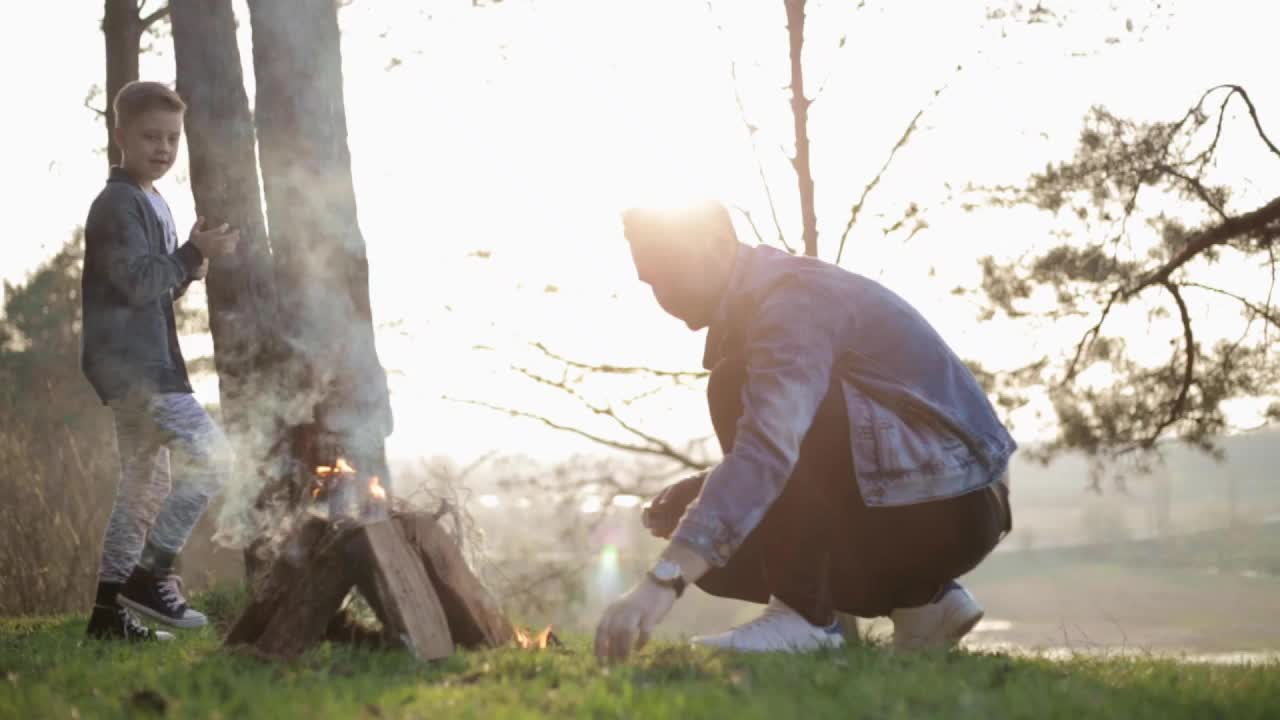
[1,602,1277,720]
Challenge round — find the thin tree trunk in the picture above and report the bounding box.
[785,0,818,257]
[247,0,394,506]
[171,0,293,553]
[102,1,170,167]
[102,0,142,167]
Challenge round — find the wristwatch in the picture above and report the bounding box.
[646,558,687,598]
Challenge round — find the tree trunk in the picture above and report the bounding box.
[102,1,170,167]
[102,0,143,167]
[172,0,279,420]
[247,0,394,512]
[171,0,293,554]
[785,0,818,257]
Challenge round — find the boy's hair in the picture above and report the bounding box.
[621,201,737,254]
[113,81,186,128]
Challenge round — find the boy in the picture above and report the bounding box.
[81,81,240,641]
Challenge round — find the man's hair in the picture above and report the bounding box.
[113,81,186,129]
[621,201,737,254]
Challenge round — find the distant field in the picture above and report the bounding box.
[955,523,1280,653]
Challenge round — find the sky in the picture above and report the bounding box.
[3,0,1279,468]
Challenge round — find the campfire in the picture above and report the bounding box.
[513,625,560,650]
[312,457,388,520]
[225,449,515,661]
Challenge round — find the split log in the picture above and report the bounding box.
[395,513,514,648]
[225,516,338,650]
[351,519,453,660]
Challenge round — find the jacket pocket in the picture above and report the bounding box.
[866,394,969,475]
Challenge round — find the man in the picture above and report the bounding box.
[594,202,1013,661]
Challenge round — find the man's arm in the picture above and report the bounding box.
[593,284,848,663]
[669,283,845,573]
[93,193,202,306]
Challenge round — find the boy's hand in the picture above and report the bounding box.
[189,217,240,259]
[190,258,210,280]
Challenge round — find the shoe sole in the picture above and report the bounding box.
[117,596,207,629]
[691,635,846,654]
[895,604,984,651]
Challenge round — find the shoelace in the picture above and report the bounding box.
[117,606,155,638]
[157,574,188,611]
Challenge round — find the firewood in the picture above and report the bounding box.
[350,519,454,660]
[227,518,357,657]
[394,512,514,648]
[224,512,511,661]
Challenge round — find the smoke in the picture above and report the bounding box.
[208,236,394,552]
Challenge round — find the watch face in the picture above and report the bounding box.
[652,559,681,582]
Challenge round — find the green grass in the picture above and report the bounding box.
[1,595,1277,720]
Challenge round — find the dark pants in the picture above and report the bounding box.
[673,355,1010,625]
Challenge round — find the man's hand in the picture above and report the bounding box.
[594,578,677,663]
[641,471,707,539]
[189,217,240,259]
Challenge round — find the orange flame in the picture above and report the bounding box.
[316,457,358,477]
[369,475,387,501]
[513,625,558,650]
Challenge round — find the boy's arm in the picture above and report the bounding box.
[93,193,203,306]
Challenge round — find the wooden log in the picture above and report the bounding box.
[350,519,454,661]
[395,513,514,648]
[225,517,356,657]
[225,516,333,647]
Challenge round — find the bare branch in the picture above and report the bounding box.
[732,204,768,246]
[1156,163,1228,220]
[139,2,169,30]
[1268,244,1277,350]
[1182,281,1280,331]
[1064,286,1125,383]
[836,107,924,265]
[706,0,793,253]
[1123,194,1280,300]
[1221,84,1280,160]
[531,342,708,380]
[1141,281,1196,448]
[511,365,708,469]
[835,66,960,264]
[442,396,710,470]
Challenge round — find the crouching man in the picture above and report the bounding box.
[594,202,1014,661]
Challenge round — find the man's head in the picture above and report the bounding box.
[621,201,739,330]
[112,81,186,187]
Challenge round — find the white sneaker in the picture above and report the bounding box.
[890,581,983,651]
[691,596,846,653]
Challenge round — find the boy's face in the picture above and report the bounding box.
[114,108,183,185]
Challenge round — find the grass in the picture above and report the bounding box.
[1,590,1277,720]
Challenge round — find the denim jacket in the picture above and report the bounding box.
[671,244,1017,567]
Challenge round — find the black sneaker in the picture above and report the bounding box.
[85,603,174,641]
[119,566,208,629]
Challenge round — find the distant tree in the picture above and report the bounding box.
[974,85,1280,468]
[0,235,118,613]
